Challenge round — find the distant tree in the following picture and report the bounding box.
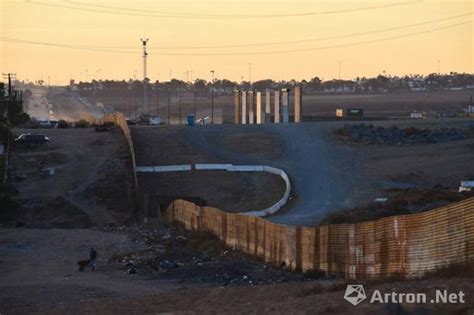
[193,79,208,96]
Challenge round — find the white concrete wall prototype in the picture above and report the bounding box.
[256,92,262,124]
[274,90,280,123]
[248,91,255,125]
[234,90,240,124]
[294,86,302,123]
[241,91,247,124]
[264,89,271,124]
[136,163,291,217]
[282,90,289,123]
[265,89,271,114]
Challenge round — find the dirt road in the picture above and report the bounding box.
[23,87,52,121]
[47,88,108,121]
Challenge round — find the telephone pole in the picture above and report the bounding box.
[248,62,252,85]
[141,38,149,117]
[338,61,342,80]
[2,73,16,96]
[1,73,17,184]
[210,70,215,124]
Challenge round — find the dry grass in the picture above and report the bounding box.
[320,188,474,225]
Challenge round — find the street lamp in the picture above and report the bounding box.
[210,70,215,124]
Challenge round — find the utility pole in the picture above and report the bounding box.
[167,84,171,125]
[437,59,440,74]
[210,70,215,124]
[248,62,252,85]
[2,73,17,184]
[156,83,160,116]
[2,73,16,96]
[194,90,197,120]
[141,38,149,118]
[338,61,342,80]
[179,83,182,125]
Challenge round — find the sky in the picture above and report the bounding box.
[1,0,472,85]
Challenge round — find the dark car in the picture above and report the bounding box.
[14,133,50,146]
[95,122,116,132]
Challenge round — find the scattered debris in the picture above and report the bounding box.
[107,225,330,286]
[159,260,177,269]
[41,167,55,176]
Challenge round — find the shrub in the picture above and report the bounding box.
[75,119,91,128]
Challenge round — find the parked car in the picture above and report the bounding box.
[57,120,70,128]
[39,120,58,128]
[95,122,116,132]
[14,133,50,146]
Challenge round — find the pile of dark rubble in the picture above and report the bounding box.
[338,124,474,145]
[106,225,330,286]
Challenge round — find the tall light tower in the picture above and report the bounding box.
[141,38,149,116]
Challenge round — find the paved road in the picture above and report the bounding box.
[132,123,372,226]
[24,87,52,121]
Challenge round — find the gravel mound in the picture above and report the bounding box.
[337,124,474,145]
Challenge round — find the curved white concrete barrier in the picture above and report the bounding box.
[136,163,291,217]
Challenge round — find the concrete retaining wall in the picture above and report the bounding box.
[136,163,291,217]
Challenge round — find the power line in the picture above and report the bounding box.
[4,12,470,51]
[149,20,473,56]
[142,12,474,49]
[0,37,135,54]
[1,20,471,56]
[27,0,422,19]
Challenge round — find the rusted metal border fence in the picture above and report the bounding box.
[165,197,474,279]
[92,112,138,189]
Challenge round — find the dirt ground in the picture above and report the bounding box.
[138,171,285,213]
[2,226,472,315]
[3,128,134,228]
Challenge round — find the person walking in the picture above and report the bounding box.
[89,247,98,271]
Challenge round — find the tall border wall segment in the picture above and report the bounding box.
[165,197,474,279]
[92,112,138,189]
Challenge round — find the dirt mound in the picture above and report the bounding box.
[337,123,474,145]
[1,196,92,228]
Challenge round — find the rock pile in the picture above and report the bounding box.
[338,124,473,145]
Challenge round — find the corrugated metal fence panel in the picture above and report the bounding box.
[164,197,474,279]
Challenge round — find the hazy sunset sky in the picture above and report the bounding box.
[1,0,472,84]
